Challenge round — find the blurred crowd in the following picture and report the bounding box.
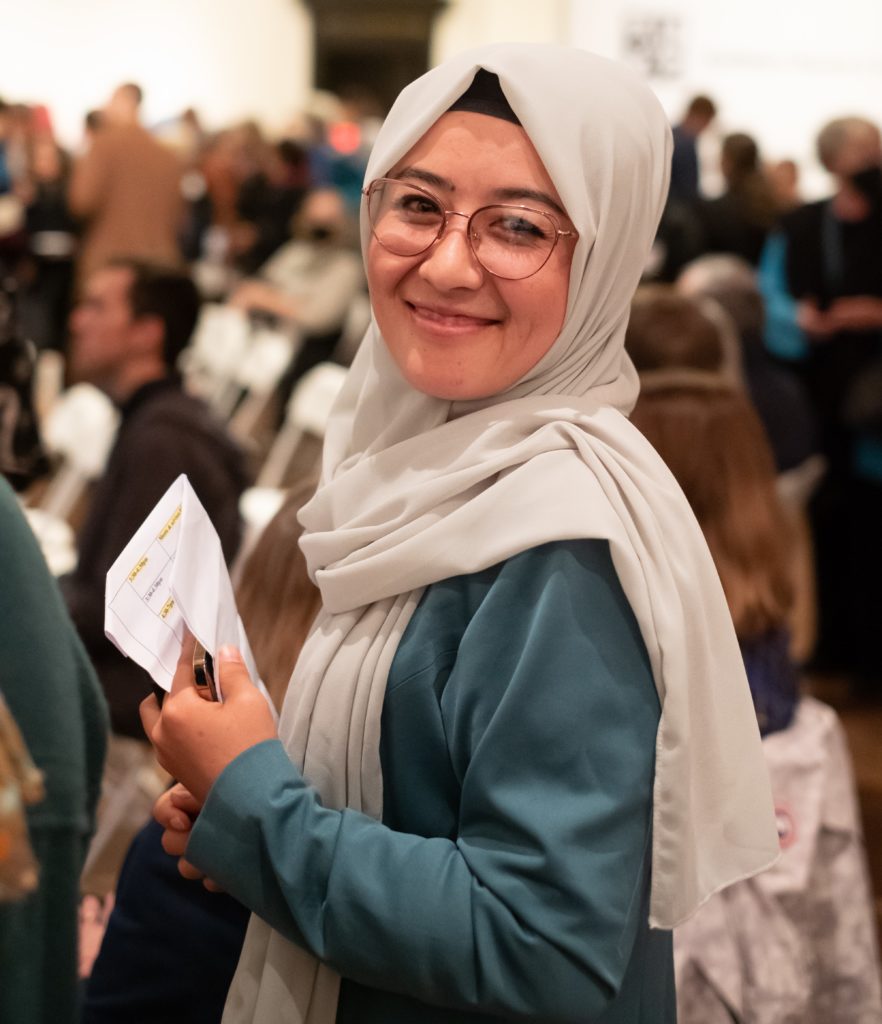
[0,81,374,350]
[0,74,881,1024]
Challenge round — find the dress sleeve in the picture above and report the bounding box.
[187,541,662,1021]
[758,232,810,362]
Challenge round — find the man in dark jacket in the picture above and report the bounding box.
[62,258,249,736]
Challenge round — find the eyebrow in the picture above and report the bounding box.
[391,165,567,218]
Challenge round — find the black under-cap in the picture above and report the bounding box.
[447,69,521,126]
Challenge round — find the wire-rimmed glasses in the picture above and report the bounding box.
[363,177,575,281]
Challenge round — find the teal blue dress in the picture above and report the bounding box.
[188,539,676,1022]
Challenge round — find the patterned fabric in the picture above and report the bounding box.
[0,690,43,900]
[675,697,882,1023]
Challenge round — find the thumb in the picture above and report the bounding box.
[216,645,254,696]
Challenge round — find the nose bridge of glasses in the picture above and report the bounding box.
[434,208,480,256]
[440,208,474,238]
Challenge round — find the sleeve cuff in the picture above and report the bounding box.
[187,738,304,879]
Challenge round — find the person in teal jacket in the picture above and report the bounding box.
[0,475,109,1024]
[141,46,779,1023]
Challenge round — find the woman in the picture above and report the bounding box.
[141,45,778,1022]
[630,377,799,735]
[694,132,779,265]
[630,379,882,1022]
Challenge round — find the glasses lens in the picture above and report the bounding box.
[368,180,444,256]
[470,206,558,279]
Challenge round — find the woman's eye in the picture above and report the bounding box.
[397,194,443,218]
[488,213,549,244]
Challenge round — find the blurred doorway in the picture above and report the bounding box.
[305,0,448,114]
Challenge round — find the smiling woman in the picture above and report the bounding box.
[140,43,780,1024]
[365,110,577,400]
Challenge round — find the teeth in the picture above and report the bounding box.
[415,305,487,323]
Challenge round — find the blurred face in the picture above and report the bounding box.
[366,111,577,401]
[831,125,882,179]
[31,139,61,181]
[297,188,346,241]
[69,267,137,391]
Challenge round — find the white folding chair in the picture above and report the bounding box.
[255,361,347,489]
[37,384,119,522]
[178,303,253,417]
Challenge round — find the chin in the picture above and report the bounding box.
[398,360,481,401]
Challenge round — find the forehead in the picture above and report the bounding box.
[87,267,133,304]
[387,111,564,208]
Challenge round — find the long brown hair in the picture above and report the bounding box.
[631,383,793,639]
[235,483,322,711]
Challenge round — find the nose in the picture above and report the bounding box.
[416,212,485,291]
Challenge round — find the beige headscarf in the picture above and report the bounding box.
[223,44,779,1023]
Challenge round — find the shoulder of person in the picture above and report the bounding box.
[780,199,826,238]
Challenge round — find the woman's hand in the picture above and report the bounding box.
[154,783,205,879]
[154,783,226,891]
[140,640,278,805]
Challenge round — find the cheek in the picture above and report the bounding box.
[509,276,568,354]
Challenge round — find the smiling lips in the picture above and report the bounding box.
[407,301,501,332]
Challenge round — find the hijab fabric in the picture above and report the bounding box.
[223,44,779,1023]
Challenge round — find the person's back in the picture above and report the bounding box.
[630,380,882,1022]
[69,89,183,284]
[0,475,108,1024]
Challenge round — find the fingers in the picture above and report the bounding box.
[169,784,202,818]
[215,645,252,696]
[177,857,205,881]
[161,826,190,859]
[140,693,161,738]
[170,630,199,697]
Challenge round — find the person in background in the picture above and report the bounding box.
[628,282,820,665]
[766,157,802,215]
[0,473,108,1024]
[142,46,776,1023]
[229,186,365,392]
[233,138,311,274]
[60,259,248,896]
[68,84,183,288]
[18,136,78,352]
[669,93,717,203]
[625,282,743,384]
[650,94,717,281]
[759,115,882,688]
[630,378,882,1023]
[0,99,12,194]
[694,132,779,265]
[81,483,321,1024]
[677,254,817,477]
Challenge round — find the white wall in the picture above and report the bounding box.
[432,0,571,62]
[3,0,313,147]
[4,0,882,199]
[567,0,882,197]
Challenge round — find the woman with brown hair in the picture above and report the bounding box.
[630,377,882,1021]
[631,381,798,733]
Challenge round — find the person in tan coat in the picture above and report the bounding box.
[69,84,183,289]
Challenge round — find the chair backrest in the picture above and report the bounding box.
[41,384,119,476]
[254,362,347,490]
[36,384,119,521]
